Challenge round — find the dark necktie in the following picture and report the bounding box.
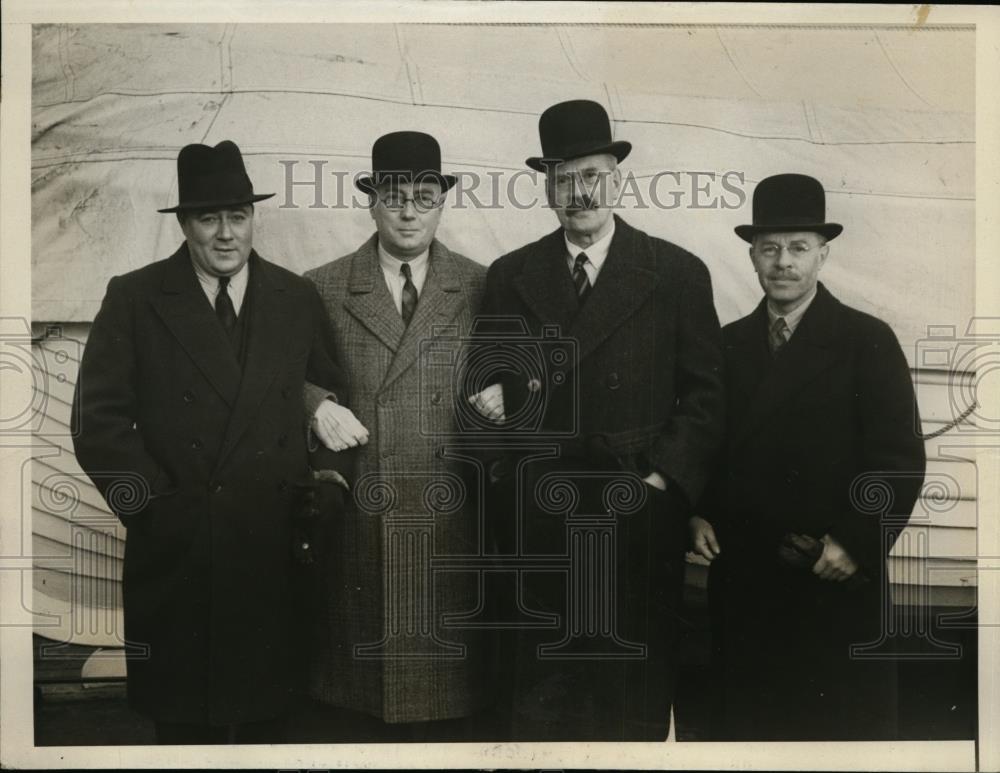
[216,275,237,335]
[770,316,790,356]
[572,252,592,303]
[400,262,418,327]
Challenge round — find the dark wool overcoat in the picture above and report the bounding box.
[72,245,346,725]
[477,215,726,740]
[704,282,926,741]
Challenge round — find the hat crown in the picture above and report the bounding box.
[539,100,612,157]
[734,173,842,242]
[160,140,273,213]
[370,131,443,180]
[752,173,826,227]
[527,99,632,170]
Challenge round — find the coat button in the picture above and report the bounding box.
[430,392,441,405]
[191,438,203,450]
[277,480,288,492]
[551,370,566,387]
[182,391,195,403]
[527,378,542,393]
[381,450,393,460]
[606,372,620,390]
[211,483,224,494]
[278,433,288,447]
[378,394,391,407]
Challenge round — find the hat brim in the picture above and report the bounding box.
[355,172,457,195]
[735,222,843,243]
[157,192,275,214]
[526,140,632,172]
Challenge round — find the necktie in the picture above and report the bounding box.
[216,275,237,335]
[770,316,790,355]
[400,262,418,326]
[572,252,592,303]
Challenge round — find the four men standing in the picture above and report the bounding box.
[73,109,925,742]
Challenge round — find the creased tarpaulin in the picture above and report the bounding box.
[31,24,974,365]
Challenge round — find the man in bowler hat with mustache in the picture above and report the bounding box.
[72,140,352,743]
[691,173,926,739]
[470,100,726,740]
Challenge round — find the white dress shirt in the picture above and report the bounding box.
[192,258,249,316]
[378,242,430,316]
[564,219,616,285]
[767,285,818,338]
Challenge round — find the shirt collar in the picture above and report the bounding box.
[564,218,616,271]
[378,241,430,276]
[767,285,818,335]
[190,254,249,294]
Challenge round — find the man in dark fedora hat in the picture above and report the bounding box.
[72,139,354,743]
[469,99,726,740]
[295,130,491,741]
[691,173,926,740]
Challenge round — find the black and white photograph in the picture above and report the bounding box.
[1,2,997,770]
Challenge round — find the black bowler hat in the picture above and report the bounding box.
[525,99,631,172]
[157,140,274,213]
[355,131,457,194]
[735,173,843,243]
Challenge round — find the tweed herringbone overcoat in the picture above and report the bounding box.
[303,235,489,723]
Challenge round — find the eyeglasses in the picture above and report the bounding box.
[377,191,445,212]
[755,242,823,259]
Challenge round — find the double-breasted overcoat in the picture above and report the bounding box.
[72,245,346,725]
[303,235,489,723]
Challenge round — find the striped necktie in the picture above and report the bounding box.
[572,252,592,303]
[770,316,790,356]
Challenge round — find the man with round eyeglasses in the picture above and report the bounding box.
[692,173,926,740]
[295,131,490,741]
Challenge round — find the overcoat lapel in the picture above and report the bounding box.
[151,244,242,407]
[731,283,842,448]
[343,235,406,353]
[216,253,292,469]
[381,240,465,390]
[568,216,659,364]
[512,228,579,335]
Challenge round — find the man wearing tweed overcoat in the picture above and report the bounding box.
[296,132,490,741]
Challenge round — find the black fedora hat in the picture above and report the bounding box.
[526,99,631,172]
[735,173,843,243]
[157,140,274,213]
[355,131,457,195]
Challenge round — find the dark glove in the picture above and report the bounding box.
[291,471,348,566]
[777,532,869,589]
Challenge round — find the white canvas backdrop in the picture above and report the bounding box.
[31,23,975,365]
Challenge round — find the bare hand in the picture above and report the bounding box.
[812,533,859,582]
[311,400,369,452]
[689,515,721,561]
[468,383,505,423]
